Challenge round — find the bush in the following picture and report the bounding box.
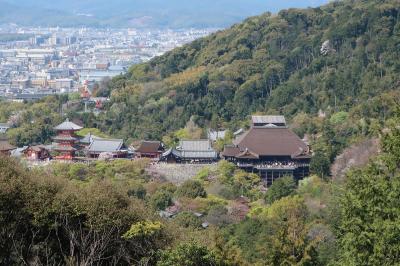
[219,186,236,200]
[206,205,232,226]
[176,180,207,199]
[329,112,349,125]
[157,242,219,266]
[265,176,297,204]
[127,183,147,199]
[174,212,202,228]
[150,190,173,211]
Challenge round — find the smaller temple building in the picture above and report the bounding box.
[87,138,128,159]
[135,141,165,159]
[24,145,51,161]
[161,139,218,163]
[222,116,311,186]
[0,139,16,156]
[52,119,83,160]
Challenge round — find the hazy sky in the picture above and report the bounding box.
[1,0,331,28]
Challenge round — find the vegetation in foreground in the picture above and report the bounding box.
[1,112,400,265]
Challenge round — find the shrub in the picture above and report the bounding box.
[176,180,207,199]
[150,190,173,211]
[157,242,219,266]
[127,183,147,199]
[174,212,202,228]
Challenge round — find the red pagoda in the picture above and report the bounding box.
[52,119,83,160]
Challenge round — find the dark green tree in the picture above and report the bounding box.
[310,152,331,179]
[265,176,297,204]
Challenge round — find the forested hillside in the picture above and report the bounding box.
[83,0,399,161]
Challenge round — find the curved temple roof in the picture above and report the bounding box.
[227,127,310,158]
[54,118,83,131]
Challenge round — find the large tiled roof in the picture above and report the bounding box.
[54,119,83,131]
[178,140,213,151]
[221,145,240,157]
[179,150,218,159]
[176,140,217,159]
[233,127,309,157]
[251,115,286,126]
[88,139,124,153]
[136,141,163,153]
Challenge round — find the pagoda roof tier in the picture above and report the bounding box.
[54,118,83,131]
[52,145,77,152]
[53,136,79,142]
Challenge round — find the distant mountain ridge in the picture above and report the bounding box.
[1,0,329,28]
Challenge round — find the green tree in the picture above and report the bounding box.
[310,151,331,179]
[338,113,400,265]
[157,242,220,266]
[265,176,297,204]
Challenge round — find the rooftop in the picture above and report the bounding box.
[251,115,286,126]
[174,140,218,159]
[230,127,309,158]
[0,140,15,151]
[178,139,214,151]
[88,138,125,153]
[54,118,83,131]
[136,141,164,154]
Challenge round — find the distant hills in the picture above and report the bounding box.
[0,0,329,28]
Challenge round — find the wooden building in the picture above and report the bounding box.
[87,138,128,159]
[222,116,311,186]
[24,145,51,161]
[52,119,83,160]
[0,140,16,156]
[135,141,165,159]
[161,140,218,163]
